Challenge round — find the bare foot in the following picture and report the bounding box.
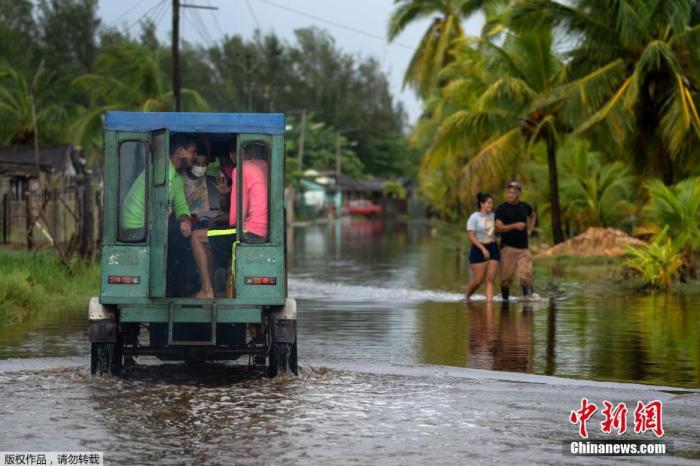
[195,290,214,299]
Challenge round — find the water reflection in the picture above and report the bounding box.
[468,302,533,373]
[1,220,699,388]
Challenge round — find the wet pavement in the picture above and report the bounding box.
[1,220,699,464]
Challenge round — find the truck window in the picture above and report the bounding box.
[238,140,270,243]
[118,141,148,242]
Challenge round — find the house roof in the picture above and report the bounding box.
[0,144,80,176]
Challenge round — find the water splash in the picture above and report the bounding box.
[288,278,465,303]
[288,278,549,304]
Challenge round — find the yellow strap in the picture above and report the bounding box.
[207,228,236,237]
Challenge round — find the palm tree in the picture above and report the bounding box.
[425,29,568,242]
[71,43,207,159]
[511,0,700,185]
[0,62,67,145]
[642,177,700,252]
[387,0,492,99]
[557,139,635,232]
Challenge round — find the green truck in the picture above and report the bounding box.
[88,111,297,377]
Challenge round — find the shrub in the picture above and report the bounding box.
[624,227,686,291]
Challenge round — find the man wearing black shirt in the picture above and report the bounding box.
[495,181,537,300]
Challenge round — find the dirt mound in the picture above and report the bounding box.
[538,227,646,257]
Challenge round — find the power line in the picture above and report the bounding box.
[151,0,171,30]
[206,0,227,38]
[246,0,261,30]
[124,0,168,32]
[108,0,150,27]
[190,9,217,47]
[253,0,415,50]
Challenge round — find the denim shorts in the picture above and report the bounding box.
[469,242,501,264]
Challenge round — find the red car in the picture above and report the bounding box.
[346,199,382,218]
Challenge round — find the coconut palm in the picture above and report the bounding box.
[425,29,568,242]
[71,43,207,160]
[388,0,501,99]
[511,0,700,185]
[0,62,67,145]
[557,139,635,231]
[642,177,700,252]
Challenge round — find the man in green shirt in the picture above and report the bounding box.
[120,134,197,238]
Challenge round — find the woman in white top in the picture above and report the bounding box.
[466,192,501,302]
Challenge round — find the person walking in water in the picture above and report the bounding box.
[495,181,536,300]
[466,192,500,302]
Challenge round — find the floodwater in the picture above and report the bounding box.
[1,220,699,464]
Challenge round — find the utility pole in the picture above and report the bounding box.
[172,0,181,111]
[172,2,218,112]
[298,109,306,172]
[335,130,341,179]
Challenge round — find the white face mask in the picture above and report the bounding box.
[191,166,207,178]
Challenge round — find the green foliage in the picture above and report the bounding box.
[383,181,407,200]
[198,27,412,177]
[387,0,509,98]
[642,177,700,251]
[0,271,46,320]
[284,114,364,178]
[419,29,563,221]
[0,4,410,178]
[388,1,466,99]
[71,42,208,161]
[0,249,99,322]
[0,0,37,72]
[36,0,100,76]
[510,0,700,183]
[624,227,686,292]
[557,139,635,231]
[0,62,68,144]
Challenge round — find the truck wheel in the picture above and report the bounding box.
[90,342,123,376]
[268,341,297,377]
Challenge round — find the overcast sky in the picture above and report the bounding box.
[98,0,483,124]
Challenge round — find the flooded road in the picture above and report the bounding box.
[1,220,700,464]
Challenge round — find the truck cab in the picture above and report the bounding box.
[88,112,297,376]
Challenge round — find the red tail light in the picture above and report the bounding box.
[108,275,141,285]
[244,276,277,285]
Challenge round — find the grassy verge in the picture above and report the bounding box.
[0,249,99,323]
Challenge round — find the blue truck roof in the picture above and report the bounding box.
[105,111,285,134]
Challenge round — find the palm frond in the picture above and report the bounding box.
[658,72,700,160]
[509,0,618,44]
[572,74,634,138]
[550,59,628,128]
[457,127,524,201]
[388,1,438,41]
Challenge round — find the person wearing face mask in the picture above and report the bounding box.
[121,133,195,238]
[184,153,226,230]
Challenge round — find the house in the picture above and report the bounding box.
[0,144,86,200]
[0,144,90,247]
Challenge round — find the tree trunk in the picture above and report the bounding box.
[546,132,565,244]
[25,191,34,250]
[660,147,674,185]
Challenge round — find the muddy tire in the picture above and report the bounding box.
[268,341,298,377]
[90,342,123,376]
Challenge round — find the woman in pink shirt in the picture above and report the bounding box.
[229,148,269,241]
[191,142,269,298]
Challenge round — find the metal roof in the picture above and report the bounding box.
[105,112,286,134]
[0,144,79,175]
